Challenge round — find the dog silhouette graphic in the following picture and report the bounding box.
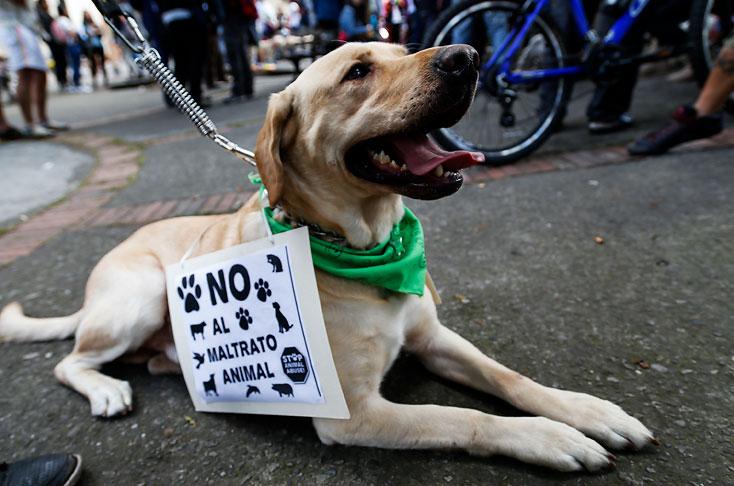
[203,373,218,396]
[272,302,293,333]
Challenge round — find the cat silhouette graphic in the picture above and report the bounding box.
[266,254,283,272]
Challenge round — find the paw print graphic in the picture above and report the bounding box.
[236,307,253,331]
[177,275,202,313]
[254,279,272,302]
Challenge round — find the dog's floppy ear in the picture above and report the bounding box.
[256,90,293,206]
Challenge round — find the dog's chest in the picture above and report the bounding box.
[319,292,419,383]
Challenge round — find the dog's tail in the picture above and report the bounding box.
[0,301,82,342]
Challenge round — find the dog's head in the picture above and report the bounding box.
[255,42,483,207]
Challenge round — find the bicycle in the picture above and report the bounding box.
[422,0,733,165]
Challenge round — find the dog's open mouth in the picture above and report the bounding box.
[345,132,484,200]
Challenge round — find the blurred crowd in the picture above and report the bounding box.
[1,0,731,156]
[0,0,453,142]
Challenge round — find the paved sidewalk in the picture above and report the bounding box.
[0,142,94,226]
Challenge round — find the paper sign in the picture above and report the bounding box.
[166,226,349,419]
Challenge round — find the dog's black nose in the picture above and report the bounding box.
[433,45,479,79]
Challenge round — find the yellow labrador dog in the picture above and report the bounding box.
[0,43,656,471]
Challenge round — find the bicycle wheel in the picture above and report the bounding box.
[688,0,734,112]
[423,0,571,165]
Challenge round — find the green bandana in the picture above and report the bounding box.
[262,206,427,296]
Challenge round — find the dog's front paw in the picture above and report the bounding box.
[549,390,657,451]
[491,416,614,472]
[88,376,133,417]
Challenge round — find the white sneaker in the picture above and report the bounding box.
[41,120,69,131]
[22,124,54,139]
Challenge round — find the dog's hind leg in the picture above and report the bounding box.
[147,352,181,375]
[405,313,657,452]
[55,266,167,417]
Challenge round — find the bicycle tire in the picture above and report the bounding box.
[422,0,571,165]
[688,0,734,112]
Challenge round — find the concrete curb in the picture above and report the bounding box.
[0,133,140,265]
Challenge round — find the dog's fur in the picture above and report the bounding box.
[0,43,655,471]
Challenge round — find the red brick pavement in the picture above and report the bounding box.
[1,127,733,267]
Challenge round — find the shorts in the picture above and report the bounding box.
[0,24,47,72]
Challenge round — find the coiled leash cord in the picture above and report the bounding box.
[91,0,257,167]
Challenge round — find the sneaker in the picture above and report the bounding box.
[628,105,723,156]
[588,112,634,134]
[0,125,24,141]
[41,120,70,131]
[0,453,82,486]
[21,124,54,139]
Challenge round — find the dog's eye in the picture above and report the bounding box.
[343,63,371,82]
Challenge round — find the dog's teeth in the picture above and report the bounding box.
[400,164,407,171]
[434,165,444,177]
[390,161,399,169]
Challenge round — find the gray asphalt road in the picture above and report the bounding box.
[1,146,731,485]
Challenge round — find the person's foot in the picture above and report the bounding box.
[21,124,54,139]
[588,113,634,134]
[628,105,724,156]
[41,120,70,131]
[0,125,24,141]
[222,94,245,105]
[0,453,82,486]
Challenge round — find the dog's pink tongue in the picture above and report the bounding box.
[387,133,484,175]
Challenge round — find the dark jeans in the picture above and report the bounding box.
[586,0,689,122]
[224,19,254,97]
[164,18,206,103]
[48,42,67,87]
[408,8,437,46]
[67,43,82,87]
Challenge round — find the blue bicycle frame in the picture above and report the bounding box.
[486,0,653,84]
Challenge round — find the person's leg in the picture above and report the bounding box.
[694,46,734,115]
[34,69,49,123]
[68,44,82,87]
[15,69,34,126]
[98,48,108,84]
[0,96,8,129]
[205,27,216,88]
[224,25,245,98]
[166,21,187,90]
[88,48,99,87]
[628,45,732,155]
[585,5,643,129]
[241,21,254,96]
[484,11,508,50]
[187,23,205,103]
[52,43,68,88]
